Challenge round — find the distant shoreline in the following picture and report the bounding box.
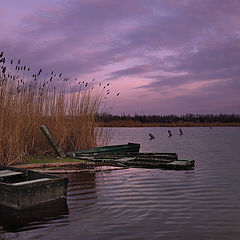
[95,121,240,127]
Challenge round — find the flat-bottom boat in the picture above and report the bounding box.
[69,142,140,156]
[0,166,68,210]
[72,152,195,170]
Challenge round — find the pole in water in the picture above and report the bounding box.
[168,130,172,137]
[149,133,155,140]
[179,128,183,135]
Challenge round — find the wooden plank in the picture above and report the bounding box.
[11,178,51,186]
[40,125,66,158]
[167,160,194,166]
[14,162,97,169]
[168,160,189,166]
[72,143,140,154]
[0,170,23,178]
[73,152,178,160]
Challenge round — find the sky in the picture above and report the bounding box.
[0,0,240,115]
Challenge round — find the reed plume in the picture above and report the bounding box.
[0,52,108,165]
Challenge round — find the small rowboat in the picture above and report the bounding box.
[69,142,140,156]
[0,166,68,210]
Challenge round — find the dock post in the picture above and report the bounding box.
[149,133,155,140]
[168,130,172,137]
[40,125,66,158]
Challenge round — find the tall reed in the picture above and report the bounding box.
[0,53,108,165]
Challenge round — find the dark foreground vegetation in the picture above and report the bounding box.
[96,113,240,127]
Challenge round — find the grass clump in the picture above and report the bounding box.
[0,51,109,165]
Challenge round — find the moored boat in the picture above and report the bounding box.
[70,142,140,156]
[0,166,68,210]
[71,152,194,170]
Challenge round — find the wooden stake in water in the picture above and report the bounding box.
[149,133,155,140]
[168,130,172,137]
[40,125,66,158]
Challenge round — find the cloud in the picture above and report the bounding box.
[1,0,240,114]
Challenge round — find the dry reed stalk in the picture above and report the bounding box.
[0,54,108,165]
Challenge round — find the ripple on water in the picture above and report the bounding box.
[1,127,240,240]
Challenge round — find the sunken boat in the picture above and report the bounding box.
[71,152,195,170]
[0,166,68,210]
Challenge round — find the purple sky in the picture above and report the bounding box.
[1,0,240,115]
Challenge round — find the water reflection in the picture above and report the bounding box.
[66,171,98,210]
[1,127,240,240]
[0,171,98,235]
[0,198,69,233]
[0,233,17,240]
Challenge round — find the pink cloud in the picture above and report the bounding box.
[1,0,240,114]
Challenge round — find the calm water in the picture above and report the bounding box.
[1,127,240,240]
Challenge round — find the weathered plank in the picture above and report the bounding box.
[73,152,178,160]
[11,178,51,186]
[72,153,194,170]
[40,125,66,158]
[0,170,23,178]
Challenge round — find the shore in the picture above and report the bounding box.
[95,121,240,127]
[13,156,127,173]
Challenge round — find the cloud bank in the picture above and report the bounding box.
[1,0,240,114]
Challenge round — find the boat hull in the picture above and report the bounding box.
[72,152,194,170]
[0,166,68,210]
[71,142,140,156]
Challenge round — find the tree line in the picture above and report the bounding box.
[96,113,240,123]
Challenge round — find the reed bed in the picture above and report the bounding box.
[0,52,109,165]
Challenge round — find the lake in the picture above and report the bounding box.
[1,127,240,240]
